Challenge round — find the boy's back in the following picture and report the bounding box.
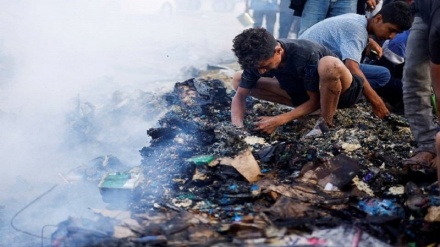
[299,13,368,63]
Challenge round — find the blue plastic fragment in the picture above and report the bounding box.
[362,172,376,182]
[358,198,405,217]
[250,184,259,191]
[233,214,242,222]
[228,184,238,192]
[430,196,440,206]
[261,168,270,174]
[218,197,234,206]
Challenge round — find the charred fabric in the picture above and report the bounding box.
[53,77,440,246]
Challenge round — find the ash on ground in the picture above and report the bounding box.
[50,67,440,247]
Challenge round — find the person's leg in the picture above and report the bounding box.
[232,71,293,106]
[298,0,330,36]
[289,15,301,39]
[328,0,357,17]
[264,10,277,35]
[252,10,264,29]
[278,10,294,38]
[402,17,437,156]
[278,0,295,38]
[376,77,404,112]
[359,63,391,89]
[318,56,353,125]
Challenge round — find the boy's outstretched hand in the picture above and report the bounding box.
[254,116,283,134]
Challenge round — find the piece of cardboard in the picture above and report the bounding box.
[219,149,262,183]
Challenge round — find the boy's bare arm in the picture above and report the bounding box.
[254,91,320,134]
[231,87,251,128]
[344,59,390,118]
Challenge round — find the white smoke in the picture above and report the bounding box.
[0,0,246,245]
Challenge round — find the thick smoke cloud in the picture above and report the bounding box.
[0,0,246,245]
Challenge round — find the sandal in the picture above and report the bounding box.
[402,151,437,174]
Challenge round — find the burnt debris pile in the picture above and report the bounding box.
[52,77,440,247]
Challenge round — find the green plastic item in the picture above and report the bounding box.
[187,155,215,166]
[99,172,138,189]
[431,94,437,115]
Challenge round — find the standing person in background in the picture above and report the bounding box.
[278,0,295,38]
[402,0,440,179]
[358,0,382,15]
[287,0,305,39]
[246,0,278,35]
[365,0,383,18]
[298,0,358,36]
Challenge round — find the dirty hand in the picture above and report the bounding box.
[371,100,390,119]
[366,39,383,59]
[365,0,378,11]
[254,116,283,134]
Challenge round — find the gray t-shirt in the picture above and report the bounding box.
[299,13,369,64]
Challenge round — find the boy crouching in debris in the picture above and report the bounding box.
[230,27,364,136]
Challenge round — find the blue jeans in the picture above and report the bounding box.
[360,63,391,89]
[402,17,437,154]
[252,9,277,35]
[299,0,357,36]
[278,0,295,38]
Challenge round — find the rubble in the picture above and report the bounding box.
[50,67,440,246]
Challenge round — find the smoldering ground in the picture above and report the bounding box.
[0,0,246,246]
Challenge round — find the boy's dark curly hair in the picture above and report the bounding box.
[232,27,278,70]
[377,1,413,31]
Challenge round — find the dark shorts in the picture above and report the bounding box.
[337,74,364,109]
